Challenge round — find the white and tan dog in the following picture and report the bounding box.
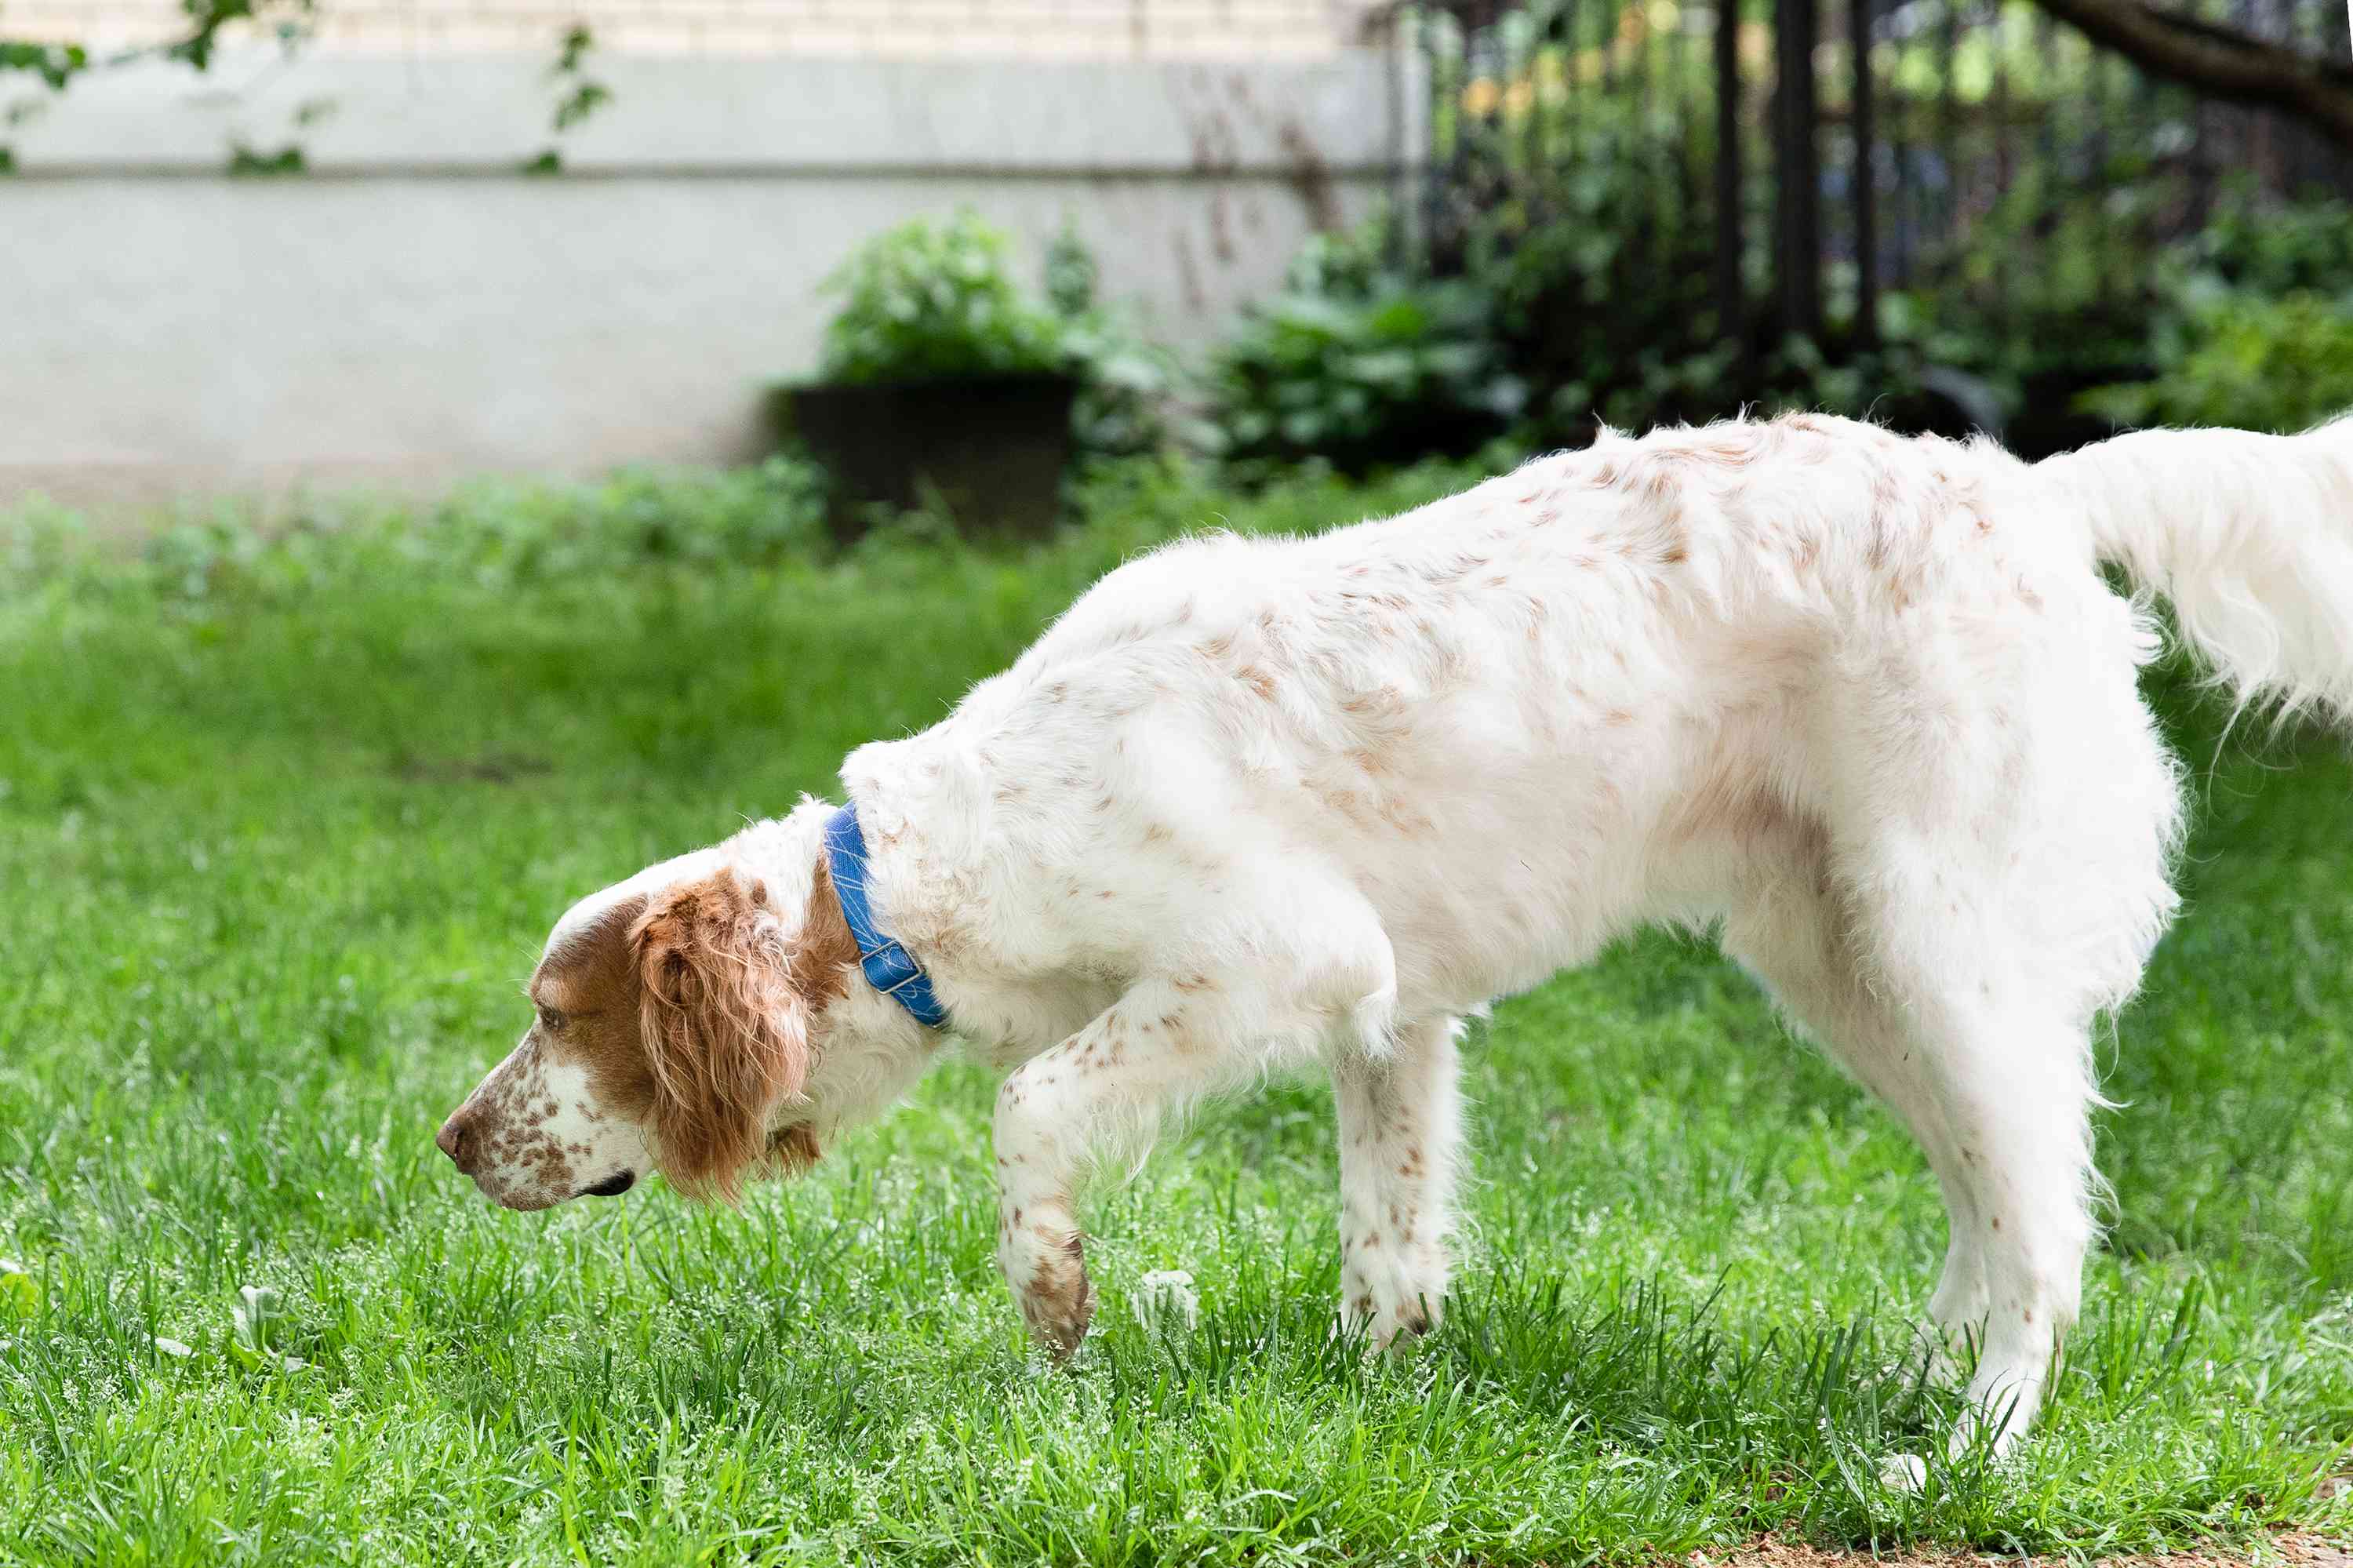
[439,412,2353,1462]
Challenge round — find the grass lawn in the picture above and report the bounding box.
[2,463,2349,1566]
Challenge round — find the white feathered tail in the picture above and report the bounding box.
[2039,417,2353,724]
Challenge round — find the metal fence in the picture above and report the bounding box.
[1405,0,2353,352]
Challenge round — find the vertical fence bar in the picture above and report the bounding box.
[1849,0,1876,343]
[1524,0,1546,235]
[1889,12,1914,286]
[2030,6,2061,315]
[1673,0,1698,274]
[1716,0,1745,346]
[1775,0,1824,338]
[1424,6,1453,271]
[1939,0,1958,264]
[1563,0,1584,173]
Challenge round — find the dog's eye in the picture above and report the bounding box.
[537,1006,565,1032]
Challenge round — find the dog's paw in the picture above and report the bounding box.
[1339,1244,1446,1351]
[1003,1221,1094,1359]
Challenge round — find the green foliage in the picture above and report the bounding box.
[2,461,2352,1560]
[546,24,609,134]
[2080,290,2353,435]
[818,210,1078,385]
[1471,118,1729,436]
[1201,230,1525,473]
[1878,191,2161,431]
[525,23,613,176]
[2,456,830,602]
[158,0,316,70]
[225,142,304,176]
[2070,191,2353,436]
[3,0,595,180]
[1042,227,1173,460]
[2178,189,2353,297]
[0,38,88,89]
[809,213,1170,460]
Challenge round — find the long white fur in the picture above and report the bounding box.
[461,410,2353,1461]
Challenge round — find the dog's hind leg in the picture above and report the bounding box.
[1723,838,2097,1461]
[1332,1014,1464,1347]
[1723,842,1989,1349]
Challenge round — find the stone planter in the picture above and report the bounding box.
[773,373,1081,538]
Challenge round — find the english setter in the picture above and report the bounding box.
[439,413,2353,1469]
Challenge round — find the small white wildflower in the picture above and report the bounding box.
[1132,1269,1198,1330]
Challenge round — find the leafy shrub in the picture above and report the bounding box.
[2079,290,2353,435]
[1200,231,1525,473]
[809,212,1169,461]
[816,211,1074,384]
[2068,191,2353,436]
[2177,188,2353,298]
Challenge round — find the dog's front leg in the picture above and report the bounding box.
[1333,1015,1464,1347]
[992,982,1246,1356]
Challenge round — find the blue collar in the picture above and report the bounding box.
[822,805,949,1031]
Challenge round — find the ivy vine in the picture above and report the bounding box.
[0,2,613,174]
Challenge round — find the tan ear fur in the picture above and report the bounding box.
[630,866,807,1200]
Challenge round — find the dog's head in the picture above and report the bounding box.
[436,815,860,1210]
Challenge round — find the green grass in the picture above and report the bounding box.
[1,462,2349,1566]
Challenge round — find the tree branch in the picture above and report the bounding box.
[2028,0,2353,148]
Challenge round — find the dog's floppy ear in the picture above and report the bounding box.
[630,866,808,1200]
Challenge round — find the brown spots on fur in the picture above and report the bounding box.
[1237,665,1278,700]
[1018,1228,1095,1358]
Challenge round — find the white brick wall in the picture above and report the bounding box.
[0,49,1419,505]
[3,0,1387,58]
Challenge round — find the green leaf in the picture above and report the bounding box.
[0,1261,35,1318]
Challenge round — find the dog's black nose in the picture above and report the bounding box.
[583,1170,635,1198]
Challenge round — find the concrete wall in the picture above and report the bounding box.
[0,51,1413,507]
